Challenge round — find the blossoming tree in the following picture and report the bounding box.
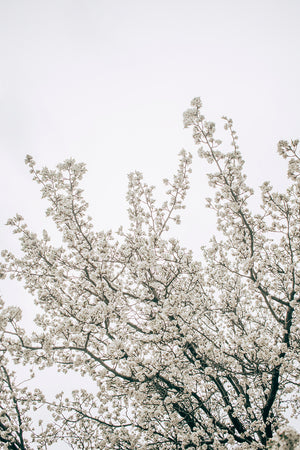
[1,99,299,449]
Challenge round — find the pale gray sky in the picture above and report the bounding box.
[0,0,299,440]
[1,0,299,249]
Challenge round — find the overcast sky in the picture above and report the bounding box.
[0,0,299,439]
[1,0,299,247]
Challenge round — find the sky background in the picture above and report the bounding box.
[0,0,299,441]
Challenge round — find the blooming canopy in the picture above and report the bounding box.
[0,99,299,449]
